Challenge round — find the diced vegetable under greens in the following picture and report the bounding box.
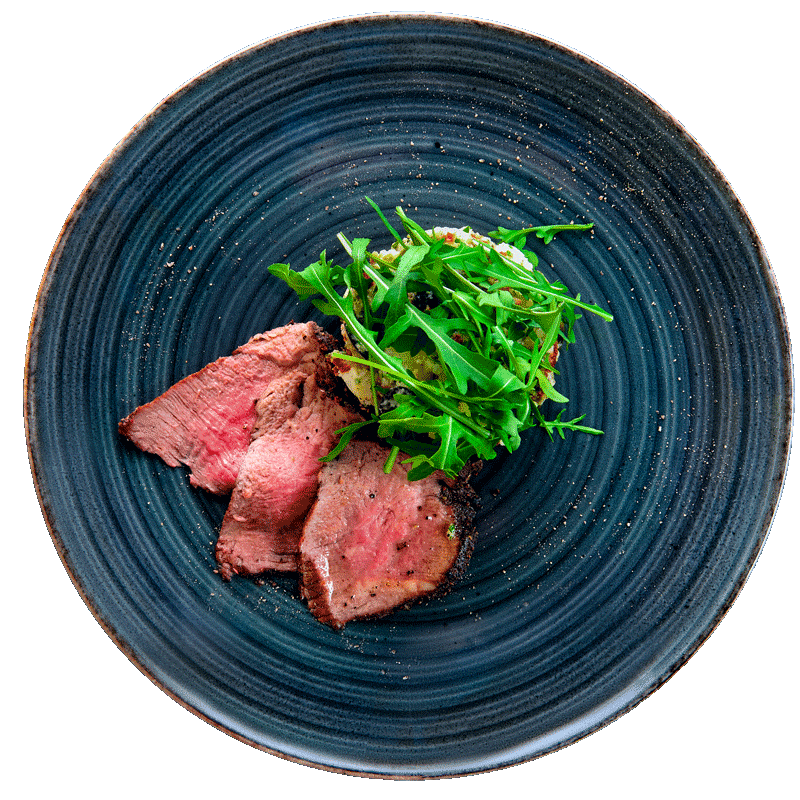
[268,199,612,480]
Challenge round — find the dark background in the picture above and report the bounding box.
[25,10,797,795]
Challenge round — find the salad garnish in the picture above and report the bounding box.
[268,199,612,480]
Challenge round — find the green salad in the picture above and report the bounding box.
[268,199,612,480]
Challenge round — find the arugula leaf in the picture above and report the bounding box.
[409,308,496,393]
[489,222,594,247]
[268,201,612,479]
[533,408,604,439]
[383,244,429,327]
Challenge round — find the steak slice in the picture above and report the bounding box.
[119,322,334,494]
[215,369,364,579]
[299,440,479,629]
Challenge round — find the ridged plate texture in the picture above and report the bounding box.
[26,15,792,778]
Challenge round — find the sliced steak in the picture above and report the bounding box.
[299,440,479,629]
[119,322,334,494]
[215,369,364,579]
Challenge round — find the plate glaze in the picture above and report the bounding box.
[25,15,792,778]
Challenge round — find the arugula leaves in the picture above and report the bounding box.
[268,201,612,480]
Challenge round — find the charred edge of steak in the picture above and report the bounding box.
[426,470,482,599]
[307,320,337,356]
[337,471,482,627]
[306,324,368,417]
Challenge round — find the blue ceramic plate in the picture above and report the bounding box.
[26,15,792,778]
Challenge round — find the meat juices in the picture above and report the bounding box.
[300,440,477,629]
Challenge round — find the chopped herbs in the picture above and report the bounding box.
[268,199,612,480]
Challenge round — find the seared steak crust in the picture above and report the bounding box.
[299,440,479,629]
